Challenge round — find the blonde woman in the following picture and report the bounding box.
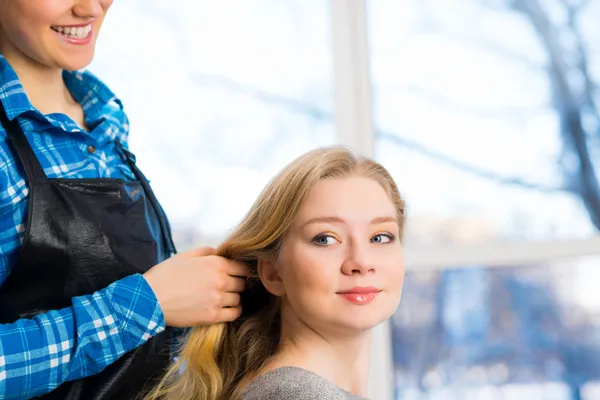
[146,146,406,400]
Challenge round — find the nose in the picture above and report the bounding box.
[341,240,375,276]
[72,0,107,19]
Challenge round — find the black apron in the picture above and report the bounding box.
[0,102,177,400]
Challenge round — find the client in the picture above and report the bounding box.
[145,146,406,400]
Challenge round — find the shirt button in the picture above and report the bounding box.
[87,145,96,154]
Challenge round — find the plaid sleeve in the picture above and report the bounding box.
[0,274,165,399]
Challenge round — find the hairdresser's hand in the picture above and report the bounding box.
[143,247,250,327]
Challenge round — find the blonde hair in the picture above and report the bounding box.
[144,146,406,400]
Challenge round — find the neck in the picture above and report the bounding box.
[2,51,74,115]
[270,312,373,397]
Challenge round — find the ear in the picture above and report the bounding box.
[257,257,285,296]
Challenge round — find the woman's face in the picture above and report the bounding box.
[0,0,113,71]
[262,176,405,336]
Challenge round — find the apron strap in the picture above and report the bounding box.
[0,103,48,183]
[115,139,178,256]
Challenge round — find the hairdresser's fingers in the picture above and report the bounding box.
[222,292,241,308]
[174,246,216,259]
[223,275,246,293]
[217,305,243,323]
[225,260,251,278]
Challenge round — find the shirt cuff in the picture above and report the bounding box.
[102,273,166,350]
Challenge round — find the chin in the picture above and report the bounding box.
[60,55,95,71]
[337,295,400,325]
[51,47,96,71]
[334,309,393,333]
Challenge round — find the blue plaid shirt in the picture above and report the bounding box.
[0,55,166,399]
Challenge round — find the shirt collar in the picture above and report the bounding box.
[0,54,123,122]
[63,68,123,120]
[0,55,36,121]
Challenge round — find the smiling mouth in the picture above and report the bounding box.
[51,24,92,40]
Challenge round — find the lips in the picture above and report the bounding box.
[337,287,381,305]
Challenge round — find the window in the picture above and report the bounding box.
[368,1,600,398]
[368,0,600,247]
[392,256,600,399]
[84,2,600,399]
[90,0,335,248]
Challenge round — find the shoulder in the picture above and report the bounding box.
[242,367,350,400]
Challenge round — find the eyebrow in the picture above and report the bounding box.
[303,216,397,226]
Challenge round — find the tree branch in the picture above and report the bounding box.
[429,28,546,74]
[191,73,333,121]
[511,0,600,230]
[387,83,550,119]
[562,0,600,130]
[377,131,565,193]
[192,73,566,194]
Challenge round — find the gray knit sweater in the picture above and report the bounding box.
[242,367,369,400]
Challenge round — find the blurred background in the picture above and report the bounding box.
[89,0,600,399]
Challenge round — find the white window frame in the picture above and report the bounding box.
[330,1,391,398]
[405,236,600,271]
[329,1,600,399]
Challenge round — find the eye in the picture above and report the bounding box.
[371,233,394,244]
[313,234,339,246]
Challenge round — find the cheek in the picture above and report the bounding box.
[380,249,405,288]
[280,245,337,295]
[11,22,47,51]
[8,9,57,45]
[95,0,113,28]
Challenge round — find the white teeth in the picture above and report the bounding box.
[51,24,91,39]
